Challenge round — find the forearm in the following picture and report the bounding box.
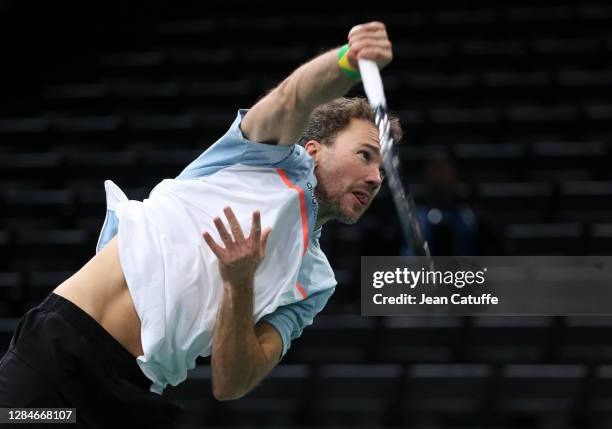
[242,47,356,146]
[242,22,391,146]
[282,47,356,113]
[211,279,268,400]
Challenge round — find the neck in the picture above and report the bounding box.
[313,178,333,230]
[314,204,333,230]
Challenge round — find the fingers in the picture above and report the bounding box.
[349,38,391,54]
[207,207,270,261]
[357,47,393,63]
[349,40,392,63]
[348,29,389,47]
[202,231,224,257]
[208,207,265,248]
[213,216,233,247]
[348,21,386,40]
[260,227,272,257]
[223,206,245,243]
[347,21,392,68]
[249,210,262,249]
[348,25,389,51]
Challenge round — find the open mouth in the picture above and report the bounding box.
[352,191,369,207]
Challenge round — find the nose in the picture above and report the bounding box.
[365,166,383,189]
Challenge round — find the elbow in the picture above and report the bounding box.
[212,384,246,402]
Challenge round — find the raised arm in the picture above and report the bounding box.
[241,21,393,146]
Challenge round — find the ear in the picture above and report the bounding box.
[304,140,322,161]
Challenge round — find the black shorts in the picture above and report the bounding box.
[0,292,183,428]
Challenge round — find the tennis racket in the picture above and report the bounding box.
[358,59,433,269]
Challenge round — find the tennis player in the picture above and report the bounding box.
[0,21,401,427]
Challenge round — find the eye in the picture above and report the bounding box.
[358,150,371,161]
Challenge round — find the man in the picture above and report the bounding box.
[0,21,401,427]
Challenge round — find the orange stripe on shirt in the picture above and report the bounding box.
[295,282,308,299]
[276,168,309,256]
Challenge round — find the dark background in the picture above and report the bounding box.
[1,1,612,428]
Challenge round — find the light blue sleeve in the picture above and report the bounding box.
[261,286,335,362]
[176,109,309,180]
[95,180,129,253]
[96,209,119,253]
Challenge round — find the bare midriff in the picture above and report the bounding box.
[53,236,144,358]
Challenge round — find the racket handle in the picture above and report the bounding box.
[358,59,386,109]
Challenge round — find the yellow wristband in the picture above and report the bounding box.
[338,44,361,80]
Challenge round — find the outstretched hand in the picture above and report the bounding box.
[347,21,393,70]
[203,207,272,288]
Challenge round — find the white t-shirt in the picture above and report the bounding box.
[96,110,336,394]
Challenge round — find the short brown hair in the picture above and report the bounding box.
[297,97,403,147]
